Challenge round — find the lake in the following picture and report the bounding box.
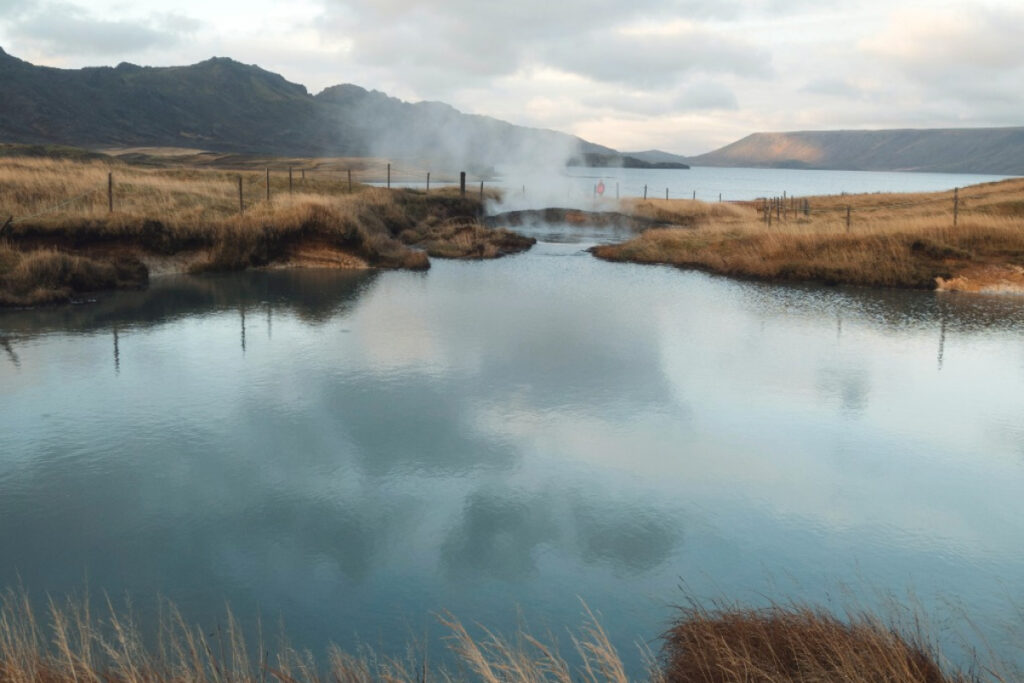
[2,171,1024,676]
[374,164,1016,209]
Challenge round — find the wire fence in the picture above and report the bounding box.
[752,186,968,230]
[0,160,995,237]
[0,164,489,236]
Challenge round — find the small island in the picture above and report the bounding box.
[566,152,690,169]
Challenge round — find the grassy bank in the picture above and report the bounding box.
[0,155,524,306]
[593,180,1024,290]
[0,590,990,683]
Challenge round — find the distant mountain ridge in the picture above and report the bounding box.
[690,129,1024,175]
[0,47,616,168]
[5,48,1023,175]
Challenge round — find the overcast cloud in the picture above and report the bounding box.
[0,0,1021,154]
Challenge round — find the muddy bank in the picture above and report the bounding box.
[400,219,535,259]
[935,264,1024,293]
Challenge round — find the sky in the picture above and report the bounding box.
[1,0,1023,155]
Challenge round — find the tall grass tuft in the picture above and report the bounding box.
[661,600,963,683]
[0,591,644,683]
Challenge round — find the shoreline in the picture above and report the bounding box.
[5,155,1024,308]
[0,155,532,307]
[589,181,1024,292]
[591,241,1024,294]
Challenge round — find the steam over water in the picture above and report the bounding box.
[1,197,1023,675]
[376,165,1014,211]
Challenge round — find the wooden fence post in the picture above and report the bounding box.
[643,184,648,199]
[846,205,851,232]
[108,172,113,213]
[265,168,270,202]
[953,187,959,227]
[479,181,484,202]
[348,169,352,193]
[426,172,430,193]
[387,163,391,189]
[238,176,243,213]
[460,172,466,196]
[692,190,696,200]
[666,188,669,200]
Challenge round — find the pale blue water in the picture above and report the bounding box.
[1,179,1024,675]
[563,165,1015,201]
[375,165,1015,206]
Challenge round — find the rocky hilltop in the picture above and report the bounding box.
[0,47,614,167]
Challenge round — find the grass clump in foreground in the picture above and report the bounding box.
[593,180,1024,290]
[0,156,520,306]
[662,601,964,683]
[0,589,990,683]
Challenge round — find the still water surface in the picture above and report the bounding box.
[380,165,1016,206]
[2,226,1024,674]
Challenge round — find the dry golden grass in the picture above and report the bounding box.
[596,180,1024,289]
[0,246,147,306]
[0,591,642,683]
[0,156,499,305]
[662,601,961,683]
[618,198,752,226]
[0,589,992,683]
[0,157,426,235]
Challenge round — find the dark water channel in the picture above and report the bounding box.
[2,229,1024,675]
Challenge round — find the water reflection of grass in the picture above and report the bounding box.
[593,179,1024,291]
[0,590,1001,682]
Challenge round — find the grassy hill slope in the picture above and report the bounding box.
[690,128,1024,174]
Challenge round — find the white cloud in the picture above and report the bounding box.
[0,0,1021,154]
[862,7,1024,73]
[8,2,199,56]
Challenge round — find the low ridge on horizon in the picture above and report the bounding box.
[688,128,1024,175]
